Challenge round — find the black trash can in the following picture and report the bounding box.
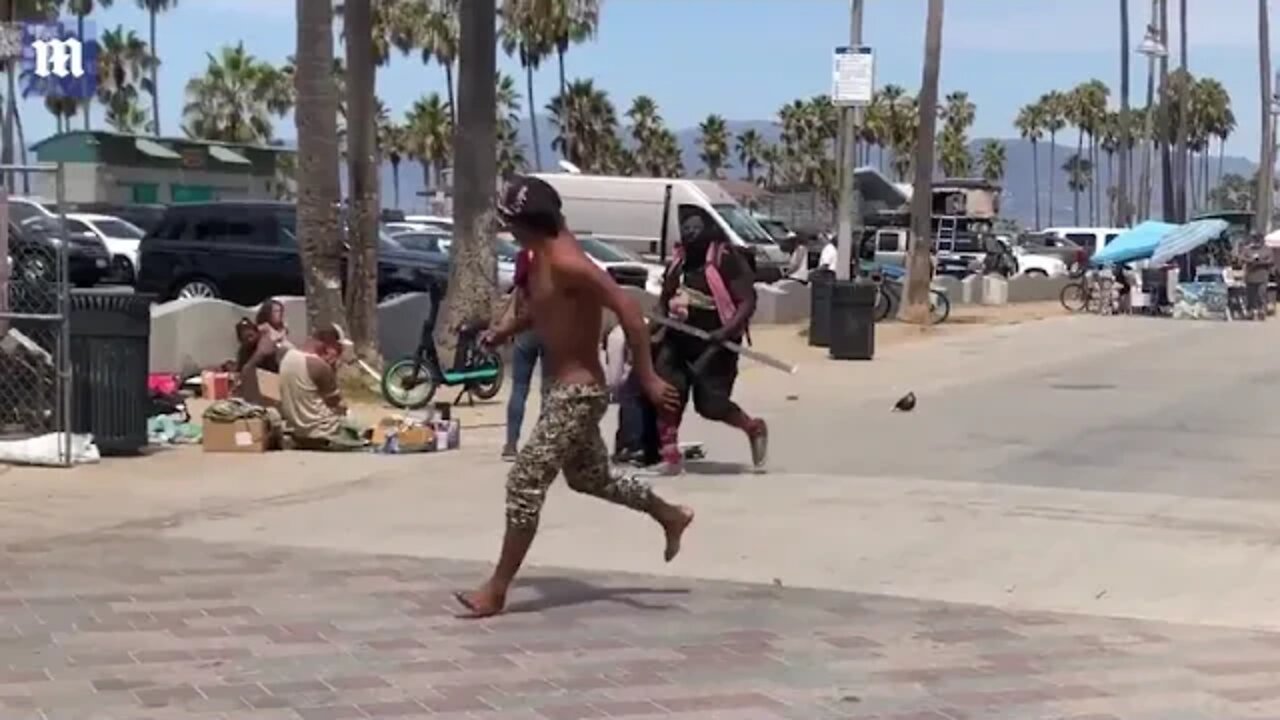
[69,291,154,455]
[808,269,835,347]
[828,279,878,360]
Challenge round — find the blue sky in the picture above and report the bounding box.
[22,0,1274,160]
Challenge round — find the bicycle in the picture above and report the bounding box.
[380,287,504,410]
[873,276,951,325]
[1059,280,1099,313]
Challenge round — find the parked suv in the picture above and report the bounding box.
[7,215,110,288]
[135,201,449,304]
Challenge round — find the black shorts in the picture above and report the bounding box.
[655,334,739,422]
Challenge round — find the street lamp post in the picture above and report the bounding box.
[1137,24,1166,221]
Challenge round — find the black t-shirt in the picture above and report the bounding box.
[680,246,755,333]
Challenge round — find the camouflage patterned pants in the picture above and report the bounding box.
[506,383,656,530]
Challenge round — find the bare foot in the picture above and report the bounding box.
[657,505,695,562]
[453,584,506,619]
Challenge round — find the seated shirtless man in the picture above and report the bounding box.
[455,176,694,619]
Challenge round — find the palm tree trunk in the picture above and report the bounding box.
[1171,0,1188,221]
[1258,0,1273,233]
[1217,137,1226,188]
[3,61,14,190]
[1119,0,1131,225]
[342,0,380,366]
[444,62,456,127]
[77,14,90,130]
[902,0,943,325]
[391,159,401,208]
[525,58,542,171]
[294,0,347,332]
[1048,131,1057,225]
[1087,136,1096,225]
[557,45,567,104]
[1107,151,1115,224]
[435,0,498,361]
[14,97,27,194]
[1032,139,1041,227]
[1074,130,1084,224]
[1158,0,1174,221]
[149,9,160,135]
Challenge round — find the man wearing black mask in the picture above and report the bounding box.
[652,207,767,475]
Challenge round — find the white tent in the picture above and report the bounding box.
[1265,228,1280,248]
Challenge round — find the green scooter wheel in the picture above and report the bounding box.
[381,359,439,410]
[467,351,505,401]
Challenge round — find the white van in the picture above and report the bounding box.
[1042,226,1125,257]
[531,173,789,281]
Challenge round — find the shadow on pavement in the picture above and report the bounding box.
[507,575,690,614]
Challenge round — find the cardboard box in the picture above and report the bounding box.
[203,418,272,453]
[371,417,436,453]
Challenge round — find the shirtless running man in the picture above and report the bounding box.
[454,176,695,619]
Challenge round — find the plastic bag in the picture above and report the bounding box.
[0,433,100,466]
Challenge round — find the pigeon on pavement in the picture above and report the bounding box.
[893,392,916,412]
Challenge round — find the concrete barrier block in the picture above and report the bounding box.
[376,293,434,362]
[1008,275,1072,303]
[149,293,448,375]
[752,279,810,324]
[981,276,1009,305]
[960,275,984,304]
[932,276,960,301]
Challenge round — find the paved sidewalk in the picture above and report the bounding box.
[5,531,1280,719]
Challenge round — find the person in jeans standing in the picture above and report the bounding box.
[500,247,549,459]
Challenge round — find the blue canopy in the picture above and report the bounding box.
[1090,221,1178,266]
[1150,219,1229,266]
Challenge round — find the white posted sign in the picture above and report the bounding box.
[832,46,874,106]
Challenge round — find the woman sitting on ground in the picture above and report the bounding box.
[255,298,293,350]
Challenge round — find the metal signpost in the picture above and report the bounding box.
[832,34,871,281]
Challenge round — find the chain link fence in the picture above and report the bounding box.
[0,165,74,464]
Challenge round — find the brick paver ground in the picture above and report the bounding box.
[3,531,1280,719]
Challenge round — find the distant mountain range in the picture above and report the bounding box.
[358,115,1261,227]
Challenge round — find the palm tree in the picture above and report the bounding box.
[903,0,943,325]
[1014,102,1045,227]
[1100,113,1121,222]
[293,0,347,333]
[420,0,459,126]
[495,71,526,179]
[1041,90,1067,226]
[407,93,453,194]
[1071,80,1109,225]
[1064,86,1089,225]
[342,0,380,364]
[735,128,765,182]
[97,25,154,129]
[44,95,78,133]
[183,44,291,143]
[697,114,731,178]
[438,0,499,361]
[499,0,550,171]
[135,0,175,135]
[1063,153,1093,224]
[938,90,975,178]
[103,91,149,133]
[547,78,617,172]
[380,116,406,208]
[546,0,599,101]
[67,0,113,130]
[978,140,1005,183]
[1118,0,1132,226]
